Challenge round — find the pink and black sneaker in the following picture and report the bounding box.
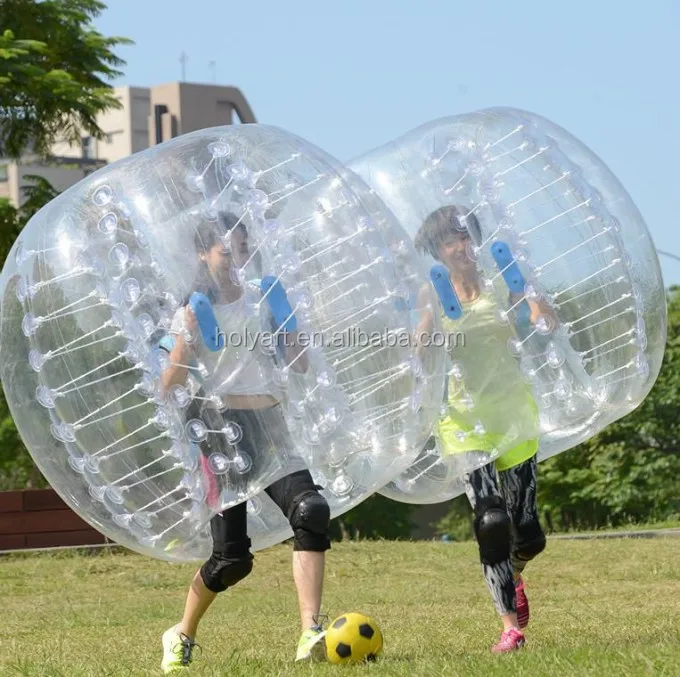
[492,627,526,654]
[515,577,530,629]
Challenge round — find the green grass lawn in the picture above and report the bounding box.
[2,538,679,676]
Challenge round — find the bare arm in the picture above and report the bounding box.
[160,307,199,393]
[510,292,559,329]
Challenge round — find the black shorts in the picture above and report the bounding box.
[199,404,306,505]
[209,467,329,553]
[202,405,330,554]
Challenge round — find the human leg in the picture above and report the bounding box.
[182,502,253,636]
[266,469,330,660]
[265,469,330,630]
[162,502,252,673]
[464,462,525,651]
[498,454,546,629]
[464,463,518,626]
[499,454,546,578]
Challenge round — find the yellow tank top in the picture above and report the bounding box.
[437,293,539,469]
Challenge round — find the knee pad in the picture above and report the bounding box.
[473,496,512,566]
[200,539,254,593]
[514,520,546,561]
[289,491,331,552]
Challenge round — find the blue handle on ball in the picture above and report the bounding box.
[430,264,463,319]
[490,241,526,293]
[260,276,297,332]
[189,292,223,351]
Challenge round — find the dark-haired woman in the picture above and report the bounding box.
[159,214,330,673]
[414,206,554,653]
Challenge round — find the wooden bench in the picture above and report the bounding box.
[0,489,110,551]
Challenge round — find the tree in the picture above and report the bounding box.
[0,0,130,489]
[0,366,46,490]
[0,175,60,263]
[0,196,22,258]
[537,285,680,530]
[330,494,416,541]
[434,495,473,541]
[0,187,63,490]
[0,0,132,159]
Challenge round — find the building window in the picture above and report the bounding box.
[101,130,123,146]
[81,136,95,159]
[0,164,7,182]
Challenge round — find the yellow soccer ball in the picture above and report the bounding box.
[325,612,384,665]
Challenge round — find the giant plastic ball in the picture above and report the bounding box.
[348,107,666,504]
[0,124,446,559]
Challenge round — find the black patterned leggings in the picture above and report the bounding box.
[464,455,545,616]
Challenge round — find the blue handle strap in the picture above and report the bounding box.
[514,300,532,329]
[157,334,175,353]
[430,264,463,320]
[189,291,224,351]
[488,242,537,329]
[260,276,297,333]
[490,241,526,294]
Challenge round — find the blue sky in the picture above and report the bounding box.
[96,0,680,286]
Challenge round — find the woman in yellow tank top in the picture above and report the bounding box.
[414,205,556,653]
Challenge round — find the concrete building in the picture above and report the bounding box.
[51,81,256,163]
[1,82,256,207]
[147,82,256,148]
[49,85,152,163]
[0,156,105,207]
